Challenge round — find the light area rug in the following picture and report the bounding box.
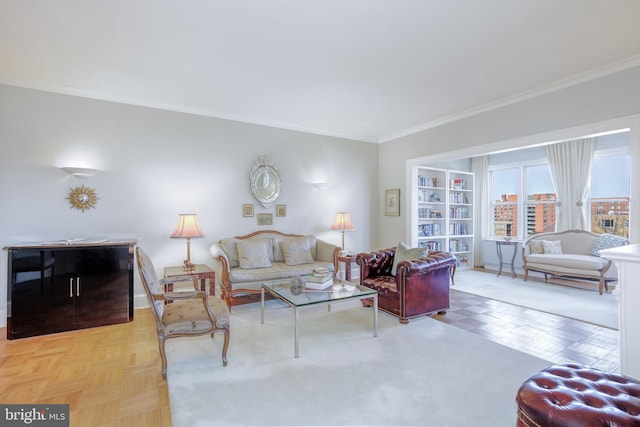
[167,299,550,427]
[453,269,618,330]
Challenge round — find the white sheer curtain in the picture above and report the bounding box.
[546,138,595,231]
[471,156,488,267]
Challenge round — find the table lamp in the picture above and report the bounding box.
[331,212,356,251]
[170,214,204,272]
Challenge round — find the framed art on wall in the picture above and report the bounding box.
[257,213,273,226]
[243,204,254,217]
[385,189,400,216]
[276,204,287,217]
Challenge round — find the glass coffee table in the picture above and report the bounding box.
[261,278,378,358]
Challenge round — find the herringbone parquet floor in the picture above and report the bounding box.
[0,309,170,427]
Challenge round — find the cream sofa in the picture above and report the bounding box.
[210,230,339,309]
[522,229,628,294]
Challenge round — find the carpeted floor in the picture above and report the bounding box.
[167,299,550,427]
[452,269,618,329]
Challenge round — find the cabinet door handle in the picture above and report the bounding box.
[76,277,80,296]
[70,278,74,297]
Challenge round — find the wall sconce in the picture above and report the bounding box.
[330,212,356,251]
[311,182,330,190]
[62,167,100,177]
[170,214,204,272]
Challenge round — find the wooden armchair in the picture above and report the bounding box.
[136,247,230,378]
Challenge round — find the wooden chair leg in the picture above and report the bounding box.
[212,328,230,367]
[221,328,229,367]
[159,337,168,379]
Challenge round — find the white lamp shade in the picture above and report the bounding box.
[330,212,356,231]
[170,214,204,238]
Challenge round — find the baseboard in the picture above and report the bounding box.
[134,293,150,309]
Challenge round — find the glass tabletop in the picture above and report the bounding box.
[262,278,377,307]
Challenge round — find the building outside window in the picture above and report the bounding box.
[490,163,556,238]
[589,152,630,238]
[489,151,629,239]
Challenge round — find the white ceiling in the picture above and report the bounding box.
[1,0,640,143]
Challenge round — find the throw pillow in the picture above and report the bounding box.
[541,240,563,254]
[237,239,272,269]
[590,233,629,256]
[271,237,285,262]
[281,237,314,266]
[392,241,429,276]
[529,240,544,255]
[219,237,241,268]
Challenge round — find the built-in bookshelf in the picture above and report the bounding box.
[412,167,474,269]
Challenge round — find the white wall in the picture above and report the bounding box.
[378,65,640,250]
[0,84,379,323]
[3,65,640,326]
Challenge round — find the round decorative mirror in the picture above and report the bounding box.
[250,155,281,208]
[66,185,98,212]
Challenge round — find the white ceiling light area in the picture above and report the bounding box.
[1,0,639,143]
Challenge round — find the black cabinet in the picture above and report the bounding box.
[6,242,135,339]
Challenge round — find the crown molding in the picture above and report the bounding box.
[380,55,640,143]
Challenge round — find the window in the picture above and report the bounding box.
[489,150,630,239]
[490,164,556,238]
[589,153,630,238]
[524,164,556,236]
[490,168,518,238]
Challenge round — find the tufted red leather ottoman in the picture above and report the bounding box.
[516,363,640,426]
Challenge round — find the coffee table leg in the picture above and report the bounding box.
[294,307,299,358]
[373,293,378,337]
[261,287,265,324]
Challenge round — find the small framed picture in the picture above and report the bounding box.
[276,204,287,217]
[257,213,273,226]
[385,189,400,216]
[242,204,254,217]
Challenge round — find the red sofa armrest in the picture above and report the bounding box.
[357,248,395,281]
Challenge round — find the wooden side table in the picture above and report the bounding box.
[496,240,518,278]
[336,254,357,282]
[164,264,216,296]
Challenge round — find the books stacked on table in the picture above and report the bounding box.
[304,268,333,290]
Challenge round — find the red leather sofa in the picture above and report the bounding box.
[356,248,456,323]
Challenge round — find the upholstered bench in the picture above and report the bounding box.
[516,363,640,426]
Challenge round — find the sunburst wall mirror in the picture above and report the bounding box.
[66,185,99,212]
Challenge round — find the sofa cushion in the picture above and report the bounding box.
[392,241,429,276]
[281,237,314,265]
[542,240,562,254]
[590,233,629,256]
[228,260,334,284]
[237,239,272,269]
[526,253,609,271]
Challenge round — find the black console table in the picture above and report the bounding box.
[5,241,135,340]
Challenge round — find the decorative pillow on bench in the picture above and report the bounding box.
[541,240,563,254]
[529,240,544,254]
[590,233,629,256]
[529,240,562,254]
